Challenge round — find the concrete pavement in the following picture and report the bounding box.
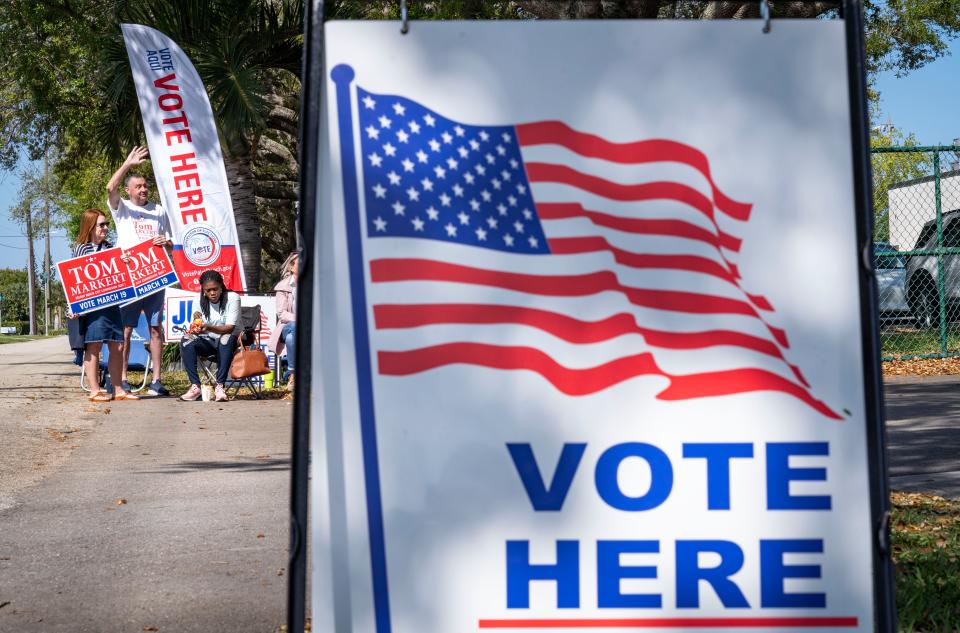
[0,337,293,632]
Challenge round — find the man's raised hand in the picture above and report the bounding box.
[126,146,149,167]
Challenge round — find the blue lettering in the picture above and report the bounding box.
[595,443,672,511]
[760,539,825,608]
[597,541,660,608]
[676,540,749,608]
[682,443,753,510]
[766,443,831,510]
[506,540,579,609]
[507,443,585,511]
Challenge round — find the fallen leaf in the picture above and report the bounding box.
[256,533,265,539]
[143,626,159,632]
[255,455,271,460]
[116,498,127,506]
[103,408,111,414]
[0,601,10,610]
[277,568,285,576]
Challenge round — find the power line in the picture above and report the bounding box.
[0,242,28,249]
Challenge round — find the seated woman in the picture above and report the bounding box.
[179,270,241,402]
[73,209,139,402]
[268,251,297,391]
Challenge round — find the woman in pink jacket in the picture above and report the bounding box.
[269,252,298,391]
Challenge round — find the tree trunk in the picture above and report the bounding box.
[224,154,261,292]
[25,206,37,335]
[43,147,51,335]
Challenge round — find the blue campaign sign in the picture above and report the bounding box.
[305,14,892,633]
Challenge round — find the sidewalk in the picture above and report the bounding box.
[0,337,293,632]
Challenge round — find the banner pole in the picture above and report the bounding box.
[843,0,897,629]
[289,0,325,631]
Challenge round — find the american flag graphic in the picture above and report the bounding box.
[353,86,839,420]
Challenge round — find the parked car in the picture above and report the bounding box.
[905,210,960,328]
[874,241,911,326]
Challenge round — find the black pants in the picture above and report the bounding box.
[181,335,237,385]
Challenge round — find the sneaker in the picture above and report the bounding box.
[121,380,132,392]
[286,373,295,392]
[214,383,228,402]
[180,384,202,401]
[147,381,170,397]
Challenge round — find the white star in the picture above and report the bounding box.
[475,227,488,241]
[454,125,465,137]
[508,195,518,206]
[491,178,502,190]
[522,208,533,220]
[501,170,511,181]
[387,171,401,185]
[392,201,406,215]
[429,139,441,152]
[396,129,410,144]
[408,120,421,134]
[362,95,376,109]
[446,157,458,170]
[452,184,464,197]
[485,153,495,165]
[528,236,539,248]
[514,221,525,233]
[392,102,406,116]
[365,125,380,139]
[406,187,420,201]
[463,173,475,185]
[479,130,490,141]
[412,217,425,231]
[509,158,519,169]
[382,142,397,157]
[367,152,383,167]
[416,150,429,163]
[378,115,392,129]
[480,189,492,202]
[401,158,415,172]
[372,183,387,198]
[421,177,434,191]
[423,114,436,127]
[475,164,486,176]
[504,233,515,246]
[457,211,470,225]
[457,146,469,158]
[373,216,386,231]
[434,165,446,179]
[426,206,439,220]
[495,144,506,156]
[516,183,527,194]
[441,131,453,144]
[496,203,507,215]
[439,193,452,207]
[502,132,512,142]
[444,223,457,237]
[469,139,480,151]
[486,217,498,229]
[468,198,480,211]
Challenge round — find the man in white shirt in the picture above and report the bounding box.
[107,146,174,396]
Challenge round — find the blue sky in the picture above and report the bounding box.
[1,36,958,270]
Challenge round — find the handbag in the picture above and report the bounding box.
[229,339,272,379]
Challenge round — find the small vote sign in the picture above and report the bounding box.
[57,239,180,315]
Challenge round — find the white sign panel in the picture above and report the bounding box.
[314,20,877,632]
[164,287,275,344]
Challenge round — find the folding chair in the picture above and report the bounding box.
[80,313,152,393]
[197,305,264,399]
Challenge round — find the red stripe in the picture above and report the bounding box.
[537,202,742,253]
[527,163,724,222]
[478,616,857,628]
[377,343,840,419]
[373,303,805,384]
[516,120,753,221]
[370,258,789,347]
[548,237,773,312]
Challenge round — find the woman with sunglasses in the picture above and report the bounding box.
[72,209,139,402]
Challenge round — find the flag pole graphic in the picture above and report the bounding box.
[331,63,393,633]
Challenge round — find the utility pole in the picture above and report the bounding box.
[26,202,37,335]
[43,146,51,336]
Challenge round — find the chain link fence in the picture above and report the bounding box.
[872,145,960,360]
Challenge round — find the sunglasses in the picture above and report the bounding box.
[97,222,109,228]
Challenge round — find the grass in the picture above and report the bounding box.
[891,491,960,631]
[881,324,960,359]
[0,334,59,344]
[126,369,291,400]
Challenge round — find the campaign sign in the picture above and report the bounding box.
[163,287,197,342]
[57,248,135,315]
[312,19,886,633]
[124,239,180,300]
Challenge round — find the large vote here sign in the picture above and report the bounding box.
[311,17,889,633]
[59,240,180,315]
